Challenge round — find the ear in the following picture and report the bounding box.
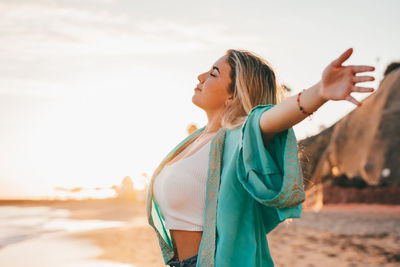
[225,96,234,107]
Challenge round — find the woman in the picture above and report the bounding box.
[146,48,374,267]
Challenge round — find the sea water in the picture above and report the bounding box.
[0,206,126,249]
[0,205,133,267]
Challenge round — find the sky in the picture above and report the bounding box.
[0,0,399,199]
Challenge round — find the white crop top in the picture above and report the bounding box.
[153,139,211,231]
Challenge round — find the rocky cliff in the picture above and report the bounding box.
[299,67,400,204]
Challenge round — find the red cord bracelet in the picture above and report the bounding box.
[297,89,314,120]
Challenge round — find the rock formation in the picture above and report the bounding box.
[299,67,400,205]
[117,176,136,200]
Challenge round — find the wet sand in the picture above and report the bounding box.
[1,199,399,267]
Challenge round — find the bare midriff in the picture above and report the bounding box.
[170,229,203,261]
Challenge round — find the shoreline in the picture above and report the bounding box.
[1,199,399,266]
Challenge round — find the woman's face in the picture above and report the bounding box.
[192,54,233,112]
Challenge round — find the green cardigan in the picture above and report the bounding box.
[146,104,305,266]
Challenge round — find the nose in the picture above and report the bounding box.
[197,71,208,84]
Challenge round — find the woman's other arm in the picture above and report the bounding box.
[260,48,375,146]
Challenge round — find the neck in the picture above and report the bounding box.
[203,108,224,133]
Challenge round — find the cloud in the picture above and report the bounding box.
[0,0,268,99]
[0,0,264,51]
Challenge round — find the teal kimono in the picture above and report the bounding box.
[146,104,305,266]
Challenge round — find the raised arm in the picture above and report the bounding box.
[260,48,375,146]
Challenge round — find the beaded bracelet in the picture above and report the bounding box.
[297,89,314,120]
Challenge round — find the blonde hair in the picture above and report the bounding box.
[221,49,285,129]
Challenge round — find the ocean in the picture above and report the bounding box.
[0,205,133,267]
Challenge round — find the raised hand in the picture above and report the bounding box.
[320,48,375,106]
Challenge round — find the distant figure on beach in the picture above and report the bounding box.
[146,48,375,266]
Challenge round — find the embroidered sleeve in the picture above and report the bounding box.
[236,104,305,210]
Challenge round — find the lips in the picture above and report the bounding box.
[194,87,202,91]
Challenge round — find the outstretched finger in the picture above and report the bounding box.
[348,65,375,73]
[353,75,375,83]
[346,95,362,107]
[351,86,375,93]
[332,48,353,67]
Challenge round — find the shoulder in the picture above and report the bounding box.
[222,104,276,147]
[239,104,276,139]
[246,104,275,120]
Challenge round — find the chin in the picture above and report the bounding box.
[192,95,204,110]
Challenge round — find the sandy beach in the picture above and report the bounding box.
[0,199,399,267]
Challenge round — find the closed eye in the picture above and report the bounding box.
[210,73,216,77]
